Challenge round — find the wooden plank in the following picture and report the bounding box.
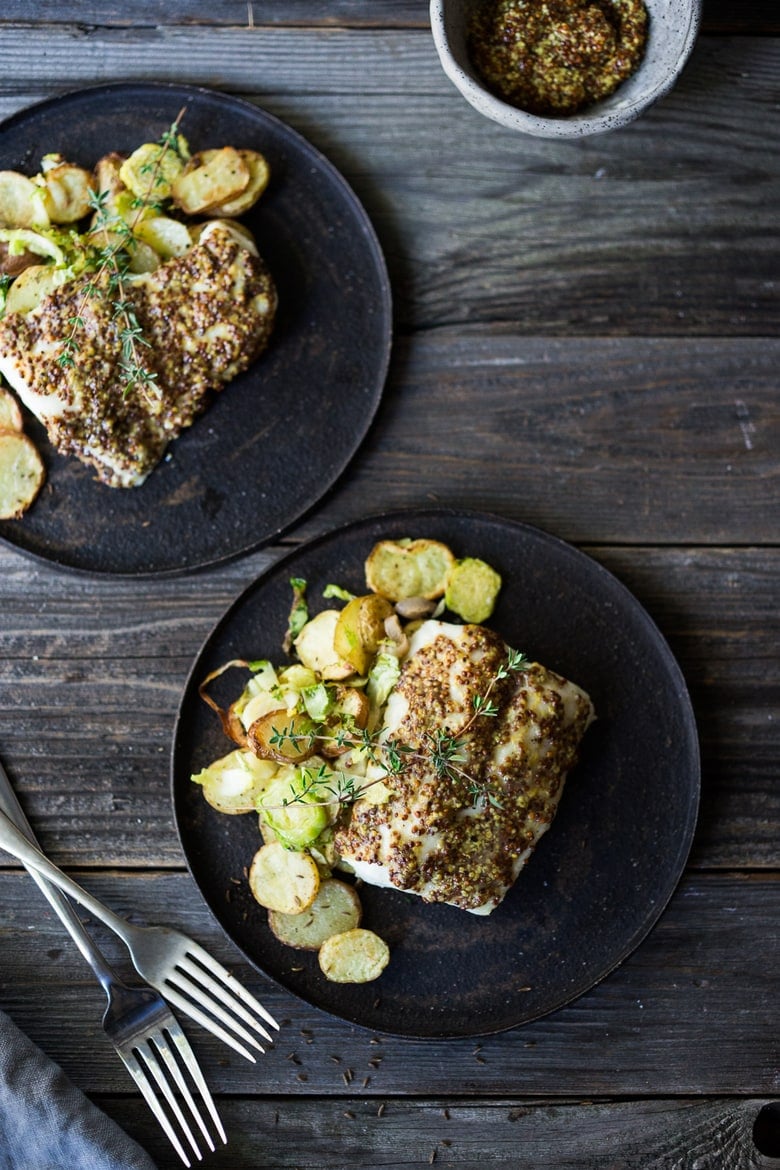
[0,34,776,337]
[91,1096,780,1170]
[0,2,773,34]
[0,871,777,1096]
[314,334,779,545]
[0,536,776,868]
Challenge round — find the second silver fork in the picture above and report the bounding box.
[0,800,279,1062]
[0,768,224,1167]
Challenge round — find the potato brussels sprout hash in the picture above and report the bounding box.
[0,117,276,495]
[0,130,269,315]
[194,538,503,983]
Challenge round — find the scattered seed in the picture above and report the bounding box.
[377,1103,386,1118]
[429,1149,437,1164]
[295,1072,308,1083]
[329,1055,342,1064]
[343,1110,355,1120]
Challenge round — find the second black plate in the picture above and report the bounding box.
[172,509,700,1039]
[0,83,391,575]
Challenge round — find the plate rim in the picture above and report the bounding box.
[171,506,701,1038]
[0,81,393,577]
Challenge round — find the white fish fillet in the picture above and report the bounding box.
[0,222,276,487]
[335,620,595,914]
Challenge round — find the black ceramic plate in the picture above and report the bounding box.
[0,84,391,575]
[172,509,700,1038]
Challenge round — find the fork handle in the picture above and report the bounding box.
[0,806,133,951]
[0,786,120,992]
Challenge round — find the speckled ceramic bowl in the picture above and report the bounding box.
[430,0,702,138]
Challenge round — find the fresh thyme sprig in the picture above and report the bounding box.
[265,649,529,813]
[56,109,188,400]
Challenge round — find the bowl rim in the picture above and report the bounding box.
[429,0,703,138]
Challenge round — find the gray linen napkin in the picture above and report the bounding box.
[0,1008,157,1170]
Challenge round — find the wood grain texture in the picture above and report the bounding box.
[0,34,776,336]
[0,2,774,33]
[0,871,777,1097]
[95,1096,780,1170]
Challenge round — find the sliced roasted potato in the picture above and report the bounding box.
[333,594,395,675]
[38,163,95,224]
[318,928,390,984]
[119,141,187,203]
[133,215,192,259]
[206,149,270,216]
[191,748,278,815]
[93,152,128,215]
[4,264,68,315]
[237,689,286,733]
[171,147,249,216]
[444,557,502,623]
[294,609,354,680]
[248,709,317,764]
[0,429,45,519]
[268,878,362,950]
[0,171,49,228]
[248,841,320,914]
[0,241,40,279]
[0,388,23,432]
[365,538,455,602]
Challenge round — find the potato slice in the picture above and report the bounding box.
[0,388,23,432]
[294,609,354,680]
[206,149,270,216]
[119,142,187,203]
[0,429,45,519]
[191,748,278,815]
[248,710,317,764]
[318,928,390,984]
[39,163,95,224]
[248,842,320,914]
[333,594,395,675]
[0,171,49,228]
[444,557,502,623]
[133,215,192,259]
[365,539,455,601]
[171,148,249,216]
[5,264,68,315]
[268,879,362,950]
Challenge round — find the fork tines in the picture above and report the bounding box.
[121,1020,226,1167]
[163,945,280,1063]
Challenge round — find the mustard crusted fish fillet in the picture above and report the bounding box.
[0,222,276,487]
[335,620,595,914]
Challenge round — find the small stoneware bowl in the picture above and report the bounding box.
[429,0,702,138]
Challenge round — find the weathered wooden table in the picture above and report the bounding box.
[0,3,778,1167]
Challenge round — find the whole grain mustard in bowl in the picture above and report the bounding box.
[430,0,702,138]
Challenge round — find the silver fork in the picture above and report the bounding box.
[0,770,224,1167]
[0,805,279,1064]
